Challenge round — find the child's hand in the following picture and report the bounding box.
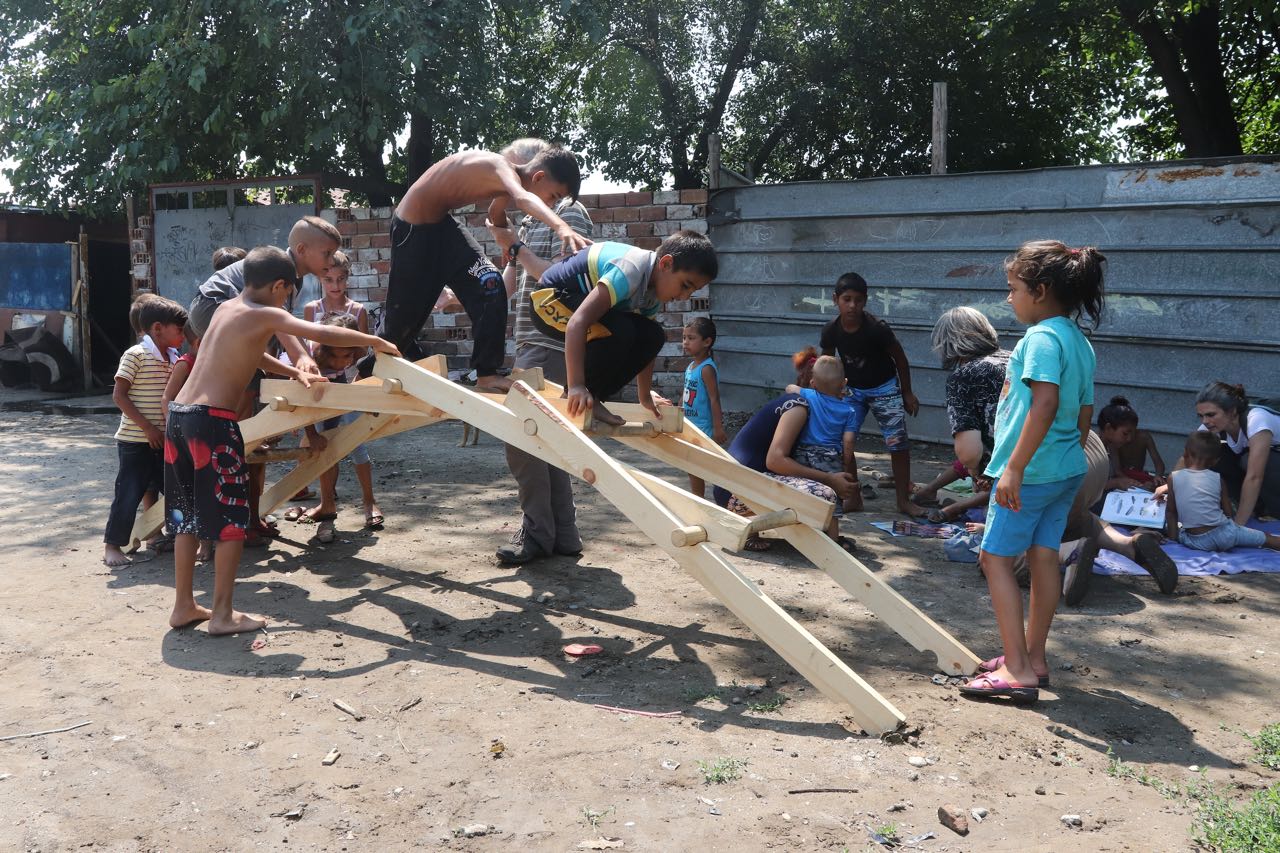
[144,423,165,450]
[566,384,593,417]
[295,371,329,389]
[558,227,592,255]
[994,469,1022,512]
[371,338,401,357]
[827,472,858,500]
[308,431,328,454]
[902,390,920,416]
[713,427,727,445]
[1152,483,1170,503]
[965,522,985,534]
[294,354,320,377]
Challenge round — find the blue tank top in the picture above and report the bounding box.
[682,357,717,433]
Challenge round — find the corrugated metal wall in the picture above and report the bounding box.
[709,158,1280,462]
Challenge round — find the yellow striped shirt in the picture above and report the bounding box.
[114,345,172,442]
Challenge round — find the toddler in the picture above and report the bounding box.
[785,354,858,516]
[681,317,725,496]
[1166,431,1279,552]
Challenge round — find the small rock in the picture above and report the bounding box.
[747,685,763,695]
[930,674,948,686]
[1061,814,1083,827]
[971,807,988,822]
[243,741,259,750]
[661,760,680,771]
[731,696,743,705]
[1035,785,1046,795]
[322,747,340,766]
[888,802,908,812]
[908,771,920,781]
[938,803,969,836]
[1189,765,1200,772]
[537,592,555,603]
[458,823,491,838]
[908,756,930,767]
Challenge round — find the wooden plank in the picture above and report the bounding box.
[259,412,401,517]
[779,524,979,676]
[624,467,754,551]
[504,382,906,734]
[260,378,445,419]
[614,433,833,529]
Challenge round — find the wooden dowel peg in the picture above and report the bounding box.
[745,509,799,536]
[382,378,405,395]
[671,525,708,547]
[269,396,295,412]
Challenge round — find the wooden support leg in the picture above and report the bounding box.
[502,382,907,734]
[260,413,401,517]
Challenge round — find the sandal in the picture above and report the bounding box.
[926,508,950,524]
[364,513,385,531]
[978,655,1050,688]
[958,673,1038,703]
[316,519,337,544]
[296,511,337,526]
[291,488,315,501]
[744,535,772,552]
[283,506,308,522]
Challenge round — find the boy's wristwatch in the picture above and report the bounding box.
[507,241,526,264]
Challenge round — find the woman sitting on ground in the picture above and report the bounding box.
[1190,382,1280,524]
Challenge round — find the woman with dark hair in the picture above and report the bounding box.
[1193,382,1280,524]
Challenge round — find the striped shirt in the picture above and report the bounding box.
[114,344,173,442]
[512,200,594,351]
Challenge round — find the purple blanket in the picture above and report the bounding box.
[1094,519,1280,576]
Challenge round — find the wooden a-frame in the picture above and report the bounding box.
[131,355,979,734]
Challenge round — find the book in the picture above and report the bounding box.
[1100,488,1166,529]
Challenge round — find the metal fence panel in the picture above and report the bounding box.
[708,159,1280,462]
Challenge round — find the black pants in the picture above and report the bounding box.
[378,215,506,376]
[104,441,164,546]
[583,310,666,402]
[1214,446,1280,517]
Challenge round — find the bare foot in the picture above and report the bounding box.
[208,611,268,636]
[899,500,928,518]
[589,400,625,427]
[103,545,132,567]
[475,374,513,393]
[169,603,213,629]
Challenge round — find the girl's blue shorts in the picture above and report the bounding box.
[980,474,1084,557]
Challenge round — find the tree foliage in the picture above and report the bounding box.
[0,0,1275,214]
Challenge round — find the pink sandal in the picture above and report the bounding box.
[959,673,1039,703]
[978,655,1050,688]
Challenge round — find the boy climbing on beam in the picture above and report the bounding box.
[370,145,592,392]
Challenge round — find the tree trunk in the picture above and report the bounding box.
[405,108,436,186]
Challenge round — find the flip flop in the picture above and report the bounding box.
[563,643,603,657]
[283,506,307,522]
[959,673,1038,703]
[297,511,338,526]
[364,513,385,530]
[977,655,1050,688]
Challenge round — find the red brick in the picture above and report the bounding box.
[626,222,654,237]
[336,221,358,236]
[366,288,387,302]
[664,327,682,342]
[370,233,391,249]
[592,208,614,223]
[372,260,391,274]
[340,237,353,250]
[632,236,661,250]
[625,191,653,206]
[578,194,599,208]
[613,207,639,223]
[637,205,665,221]
[356,219,380,235]
[350,234,371,249]
[598,192,626,207]
[679,188,708,203]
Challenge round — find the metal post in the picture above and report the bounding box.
[931,82,948,175]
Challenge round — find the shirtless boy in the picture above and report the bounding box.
[167,246,399,635]
[374,146,591,392]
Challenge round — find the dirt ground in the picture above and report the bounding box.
[1,385,1277,853]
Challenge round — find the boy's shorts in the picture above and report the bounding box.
[1179,520,1266,552]
[317,411,371,466]
[164,403,250,542]
[847,377,909,452]
[980,474,1084,557]
[792,443,845,517]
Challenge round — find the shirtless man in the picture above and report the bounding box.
[166,246,399,635]
[373,146,591,392]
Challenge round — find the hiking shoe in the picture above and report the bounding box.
[1132,532,1178,594]
[497,529,550,565]
[1063,537,1098,606]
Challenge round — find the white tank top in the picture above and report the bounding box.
[1170,468,1228,528]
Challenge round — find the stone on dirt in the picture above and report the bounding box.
[938,803,969,836]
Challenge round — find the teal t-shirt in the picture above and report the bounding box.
[984,316,1095,484]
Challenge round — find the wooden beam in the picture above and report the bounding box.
[625,467,754,551]
[259,412,401,517]
[245,447,315,465]
[503,381,906,734]
[260,378,445,419]
[614,433,833,529]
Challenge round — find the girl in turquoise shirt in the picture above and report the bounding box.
[961,240,1105,704]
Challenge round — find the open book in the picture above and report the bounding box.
[1100,487,1166,529]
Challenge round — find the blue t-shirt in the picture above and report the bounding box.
[985,316,1096,484]
[682,357,717,433]
[797,387,858,450]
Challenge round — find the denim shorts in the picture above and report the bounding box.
[847,377,909,452]
[1179,520,1266,552]
[980,474,1084,557]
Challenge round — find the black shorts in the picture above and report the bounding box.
[164,403,250,542]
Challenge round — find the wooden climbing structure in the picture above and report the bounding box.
[132,355,980,734]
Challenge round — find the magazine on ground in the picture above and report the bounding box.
[1100,487,1166,529]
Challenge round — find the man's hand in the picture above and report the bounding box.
[994,469,1022,512]
[559,226,591,256]
[566,384,593,418]
[144,423,165,450]
[371,338,402,357]
[902,390,920,417]
[294,354,320,376]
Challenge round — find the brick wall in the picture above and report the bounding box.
[324,188,711,398]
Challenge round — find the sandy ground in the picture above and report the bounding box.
[0,385,1277,853]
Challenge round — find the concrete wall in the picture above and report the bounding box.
[708,158,1280,460]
